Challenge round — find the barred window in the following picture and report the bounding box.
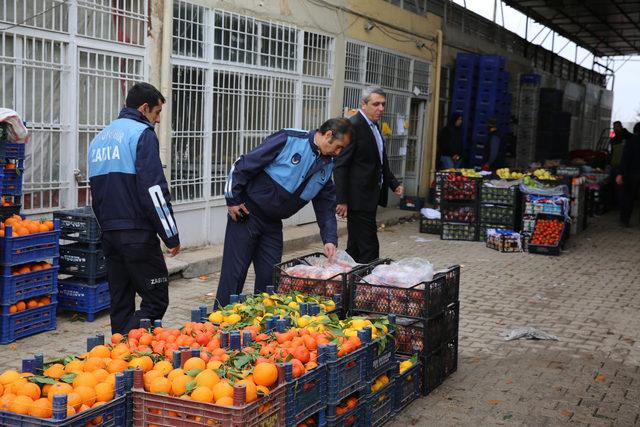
[0,0,69,33]
[77,0,146,46]
[302,84,330,130]
[345,41,365,83]
[173,1,207,59]
[303,32,333,78]
[213,10,258,65]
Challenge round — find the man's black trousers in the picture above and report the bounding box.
[102,230,169,335]
[620,175,640,225]
[346,209,379,264]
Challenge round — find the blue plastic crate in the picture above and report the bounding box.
[54,206,101,243]
[285,363,327,427]
[3,142,26,160]
[365,371,395,427]
[0,302,57,344]
[293,409,326,427]
[0,371,130,426]
[0,260,58,306]
[393,357,421,412]
[59,242,106,280]
[365,335,396,382]
[58,278,110,321]
[325,397,368,427]
[0,293,56,315]
[321,337,368,405]
[520,73,541,85]
[1,167,23,195]
[0,220,60,265]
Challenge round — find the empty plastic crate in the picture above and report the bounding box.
[54,206,101,243]
[58,278,110,321]
[59,242,106,280]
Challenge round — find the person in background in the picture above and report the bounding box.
[616,122,640,227]
[215,118,353,308]
[438,112,464,169]
[483,118,505,170]
[334,86,404,264]
[88,82,180,335]
[609,121,633,208]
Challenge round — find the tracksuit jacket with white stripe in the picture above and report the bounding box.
[88,107,180,249]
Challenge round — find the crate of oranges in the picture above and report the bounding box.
[0,260,58,305]
[0,216,59,265]
[0,295,57,344]
[0,356,131,426]
[2,160,23,196]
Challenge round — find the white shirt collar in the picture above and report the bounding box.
[359,110,378,128]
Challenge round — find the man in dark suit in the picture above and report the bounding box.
[334,86,404,263]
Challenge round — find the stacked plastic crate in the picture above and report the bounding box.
[0,124,24,222]
[495,70,512,139]
[440,174,480,241]
[349,260,460,397]
[469,55,503,167]
[478,183,521,241]
[449,53,478,158]
[536,88,571,160]
[54,207,110,321]
[515,74,541,167]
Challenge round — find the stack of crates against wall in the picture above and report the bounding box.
[440,173,479,241]
[0,219,59,343]
[478,183,521,241]
[469,55,504,167]
[515,74,541,167]
[0,124,25,222]
[495,71,511,137]
[450,53,478,156]
[54,207,109,321]
[349,259,460,398]
[569,176,587,234]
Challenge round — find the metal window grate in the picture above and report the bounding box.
[303,32,332,78]
[413,60,430,95]
[0,0,69,33]
[302,84,330,130]
[213,10,258,65]
[345,41,364,83]
[171,65,205,202]
[173,1,207,59]
[343,85,362,110]
[259,21,297,71]
[77,0,146,46]
[77,50,144,206]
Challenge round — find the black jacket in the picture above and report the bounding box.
[620,134,640,177]
[334,111,400,212]
[438,114,463,158]
[483,130,505,169]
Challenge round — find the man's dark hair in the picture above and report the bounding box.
[613,121,622,127]
[126,83,165,109]
[633,122,640,135]
[319,118,354,142]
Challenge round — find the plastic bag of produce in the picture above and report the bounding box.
[364,258,434,288]
[285,250,358,279]
[420,207,441,219]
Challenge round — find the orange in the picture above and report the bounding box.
[74,385,96,406]
[65,392,82,410]
[8,305,16,313]
[26,299,38,309]
[78,403,91,412]
[83,357,106,372]
[129,356,153,373]
[111,333,123,344]
[39,296,51,305]
[153,360,173,376]
[25,222,40,234]
[212,381,233,402]
[37,223,49,233]
[44,220,54,231]
[15,301,26,311]
[92,368,109,383]
[195,369,220,389]
[183,357,206,372]
[13,226,29,236]
[170,374,192,397]
[72,372,98,388]
[66,406,76,416]
[47,382,73,401]
[191,386,214,403]
[29,397,52,418]
[206,360,223,370]
[149,377,171,394]
[9,395,33,414]
[43,363,65,379]
[143,370,163,390]
[107,358,128,374]
[256,385,270,396]
[236,378,257,403]
[167,368,184,381]
[88,345,111,359]
[0,370,21,385]
[95,382,114,402]
[253,363,278,387]
[0,393,16,410]
[16,381,41,400]
[215,396,234,406]
[65,359,85,373]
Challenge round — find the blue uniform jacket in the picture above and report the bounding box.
[225,129,338,245]
[88,107,180,249]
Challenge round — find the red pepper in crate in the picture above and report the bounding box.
[530,219,564,245]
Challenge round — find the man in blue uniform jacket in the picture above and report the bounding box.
[89,82,180,334]
[216,118,353,307]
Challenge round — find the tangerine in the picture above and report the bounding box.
[191,386,214,403]
[149,377,171,394]
[95,382,114,402]
[9,395,33,414]
[29,397,52,418]
[253,363,278,387]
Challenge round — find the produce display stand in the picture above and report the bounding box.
[478,182,521,241]
[440,175,481,242]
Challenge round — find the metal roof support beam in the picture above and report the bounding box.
[580,2,637,53]
[611,1,640,43]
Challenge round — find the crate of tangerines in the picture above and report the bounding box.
[0,216,59,265]
[528,213,566,256]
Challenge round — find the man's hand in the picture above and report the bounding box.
[394,185,404,197]
[616,175,623,186]
[167,244,181,257]
[323,243,337,261]
[228,204,250,222]
[452,154,460,161]
[336,203,348,218]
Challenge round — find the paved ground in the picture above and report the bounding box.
[1,211,639,426]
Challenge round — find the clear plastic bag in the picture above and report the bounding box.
[284,250,358,278]
[365,258,434,288]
